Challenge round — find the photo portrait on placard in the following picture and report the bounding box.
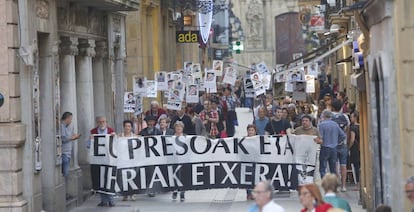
[251,72,265,96]
[285,81,294,92]
[305,75,316,93]
[171,73,182,82]
[275,72,286,83]
[256,62,269,74]
[276,64,285,73]
[307,63,318,77]
[186,84,199,103]
[165,79,175,98]
[133,76,146,95]
[288,69,304,82]
[170,89,181,101]
[174,81,185,91]
[206,72,215,82]
[182,73,193,85]
[184,61,193,74]
[155,72,167,91]
[193,76,202,86]
[145,80,157,98]
[261,73,272,90]
[222,66,237,85]
[124,92,135,113]
[213,60,223,76]
[204,69,216,90]
[192,66,202,78]
[294,81,306,92]
[192,63,201,73]
[244,76,255,98]
[293,52,303,65]
[167,89,183,111]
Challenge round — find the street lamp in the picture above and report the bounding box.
[183,15,192,26]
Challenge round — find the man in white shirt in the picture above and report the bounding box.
[248,180,286,212]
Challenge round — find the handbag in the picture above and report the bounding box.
[220,131,228,138]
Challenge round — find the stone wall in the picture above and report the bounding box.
[0,0,28,211]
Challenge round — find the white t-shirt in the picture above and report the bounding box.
[262,201,286,212]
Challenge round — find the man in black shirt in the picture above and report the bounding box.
[140,115,162,136]
[265,107,291,135]
[170,107,195,135]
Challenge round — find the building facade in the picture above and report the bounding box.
[358,0,414,210]
[0,0,138,211]
[125,0,202,109]
[230,0,300,68]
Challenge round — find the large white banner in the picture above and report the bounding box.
[90,135,318,195]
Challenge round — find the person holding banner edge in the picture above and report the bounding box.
[139,115,161,197]
[171,121,186,201]
[120,120,137,201]
[89,116,116,207]
[246,124,258,200]
[264,107,292,135]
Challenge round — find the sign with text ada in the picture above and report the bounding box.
[176,31,200,43]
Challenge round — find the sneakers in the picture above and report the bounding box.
[97,202,115,207]
[172,191,177,200]
[147,193,156,197]
[97,202,108,207]
[180,192,185,202]
[341,186,347,192]
[122,195,136,201]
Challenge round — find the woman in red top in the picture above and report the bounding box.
[299,184,333,212]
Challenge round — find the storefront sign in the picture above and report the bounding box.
[176,31,200,43]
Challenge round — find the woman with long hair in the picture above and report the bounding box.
[299,184,332,212]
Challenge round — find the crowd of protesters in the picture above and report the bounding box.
[85,75,362,208]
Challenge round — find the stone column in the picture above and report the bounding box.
[59,37,79,168]
[76,39,96,189]
[39,35,65,212]
[93,41,107,117]
[59,36,84,204]
[113,40,126,133]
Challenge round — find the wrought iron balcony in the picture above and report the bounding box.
[70,0,139,11]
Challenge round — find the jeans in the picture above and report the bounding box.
[354,162,360,182]
[62,154,70,177]
[337,144,348,165]
[319,146,337,178]
[244,98,253,108]
[100,193,114,204]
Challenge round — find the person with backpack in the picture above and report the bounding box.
[331,99,350,192]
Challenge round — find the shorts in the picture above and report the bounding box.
[337,144,348,165]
